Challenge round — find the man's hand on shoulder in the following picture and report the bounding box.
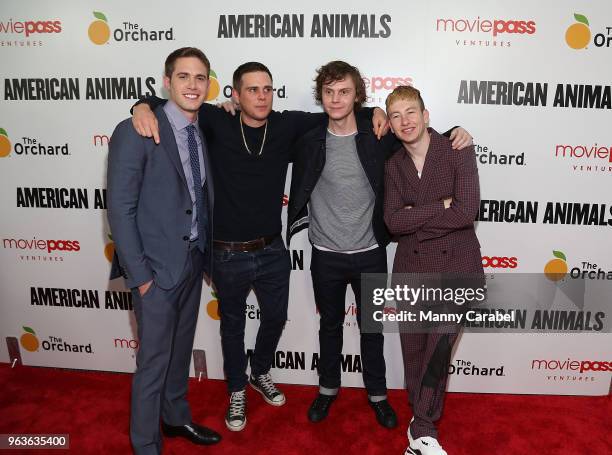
[216,100,240,116]
[132,104,160,144]
[449,127,473,150]
[372,107,389,140]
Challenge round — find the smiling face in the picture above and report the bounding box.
[321,77,358,122]
[232,71,273,126]
[163,56,209,120]
[387,98,429,145]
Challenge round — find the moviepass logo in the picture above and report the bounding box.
[0,18,62,37]
[531,359,611,373]
[482,256,518,269]
[3,237,80,253]
[555,143,612,174]
[436,17,536,37]
[363,75,413,94]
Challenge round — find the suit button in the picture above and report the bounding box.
[183,236,189,241]
[442,250,448,254]
[186,209,192,215]
[413,250,418,254]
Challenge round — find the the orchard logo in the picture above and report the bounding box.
[206,291,220,320]
[0,128,11,157]
[448,359,505,377]
[20,326,40,352]
[0,129,69,159]
[206,70,221,101]
[88,11,111,45]
[543,251,611,282]
[565,13,590,49]
[104,234,115,262]
[544,250,568,282]
[482,255,518,269]
[86,10,174,45]
[565,13,612,50]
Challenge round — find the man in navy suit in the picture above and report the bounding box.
[107,47,221,455]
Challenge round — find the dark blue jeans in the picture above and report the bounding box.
[212,236,291,393]
[310,246,388,396]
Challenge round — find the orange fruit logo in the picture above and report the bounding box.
[20,326,39,352]
[206,70,220,101]
[565,13,591,49]
[544,250,568,282]
[104,234,115,262]
[88,11,111,45]
[0,128,11,158]
[206,291,221,320]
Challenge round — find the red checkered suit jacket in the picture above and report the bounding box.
[384,128,483,274]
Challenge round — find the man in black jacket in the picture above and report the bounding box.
[287,61,472,429]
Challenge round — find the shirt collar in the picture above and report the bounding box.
[163,99,198,131]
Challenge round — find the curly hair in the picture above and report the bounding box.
[314,60,366,110]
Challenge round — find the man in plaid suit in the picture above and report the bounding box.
[383,86,484,455]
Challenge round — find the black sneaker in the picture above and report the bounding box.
[368,399,398,428]
[307,393,336,422]
[225,390,247,431]
[249,373,286,406]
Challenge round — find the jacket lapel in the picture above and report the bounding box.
[397,147,421,194]
[155,106,188,187]
[355,118,378,193]
[416,129,444,206]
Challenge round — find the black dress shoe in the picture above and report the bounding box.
[307,394,336,422]
[161,421,221,445]
[368,399,398,429]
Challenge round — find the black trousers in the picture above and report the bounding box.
[310,246,387,396]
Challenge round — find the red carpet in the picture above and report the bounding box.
[0,364,610,454]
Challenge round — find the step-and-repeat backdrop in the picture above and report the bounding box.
[1,0,611,396]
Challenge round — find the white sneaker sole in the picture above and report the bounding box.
[249,381,286,406]
[225,417,247,432]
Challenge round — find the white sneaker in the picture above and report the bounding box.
[405,418,448,455]
[404,437,448,455]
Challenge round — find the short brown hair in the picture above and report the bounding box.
[164,47,210,78]
[233,62,273,92]
[385,85,425,112]
[314,60,366,110]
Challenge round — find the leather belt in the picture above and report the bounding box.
[213,235,278,252]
